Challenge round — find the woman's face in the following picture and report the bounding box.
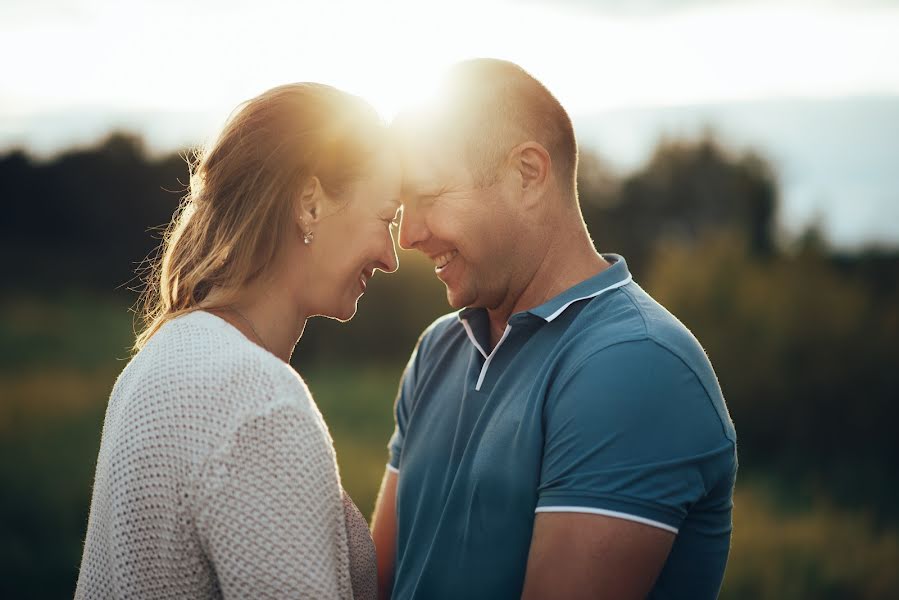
[300,151,402,321]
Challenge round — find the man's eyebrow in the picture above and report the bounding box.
[400,180,429,198]
[401,177,450,197]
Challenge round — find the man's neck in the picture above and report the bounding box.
[486,229,609,349]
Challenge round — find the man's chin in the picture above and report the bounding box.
[445,286,473,310]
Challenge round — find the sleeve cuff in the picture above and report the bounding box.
[535,505,678,534]
[536,492,683,534]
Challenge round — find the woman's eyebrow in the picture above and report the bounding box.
[380,200,402,217]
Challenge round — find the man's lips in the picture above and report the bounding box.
[433,250,458,272]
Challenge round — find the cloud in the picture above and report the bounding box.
[514,0,899,17]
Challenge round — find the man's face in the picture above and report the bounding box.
[398,138,517,310]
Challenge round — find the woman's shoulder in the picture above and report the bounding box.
[123,311,316,423]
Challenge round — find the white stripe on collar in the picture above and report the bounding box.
[460,317,488,360]
[475,324,511,391]
[458,274,633,391]
[542,274,633,322]
[459,319,511,391]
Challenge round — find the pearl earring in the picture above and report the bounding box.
[300,218,314,245]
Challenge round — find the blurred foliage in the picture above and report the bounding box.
[1,133,185,293]
[577,133,778,278]
[1,130,897,598]
[293,249,449,366]
[724,482,899,600]
[645,233,899,521]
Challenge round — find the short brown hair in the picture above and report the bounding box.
[394,58,578,195]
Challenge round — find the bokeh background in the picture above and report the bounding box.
[2,1,898,598]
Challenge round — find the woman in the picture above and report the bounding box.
[75,83,401,599]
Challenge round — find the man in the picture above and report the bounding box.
[372,59,737,600]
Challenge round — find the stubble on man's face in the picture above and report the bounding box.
[400,135,519,310]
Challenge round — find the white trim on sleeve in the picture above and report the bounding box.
[386,464,399,474]
[535,505,679,534]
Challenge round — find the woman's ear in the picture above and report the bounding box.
[296,176,324,227]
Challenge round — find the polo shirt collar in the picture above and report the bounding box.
[456,255,632,390]
[525,254,632,322]
[458,253,633,332]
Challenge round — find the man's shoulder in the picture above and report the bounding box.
[425,310,463,336]
[416,310,466,352]
[565,282,734,442]
[396,311,468,381]
[572,282,711,371]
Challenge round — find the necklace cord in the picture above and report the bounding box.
[227,306,271,354]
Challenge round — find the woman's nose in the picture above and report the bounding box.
[377,229,399,274]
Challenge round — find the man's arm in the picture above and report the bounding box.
[371,468,399,600]
[520,512,674,600]
[529,339,734,599]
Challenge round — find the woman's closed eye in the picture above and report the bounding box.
[384,206,402,229]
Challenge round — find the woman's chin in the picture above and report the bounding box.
[328,299,359,323]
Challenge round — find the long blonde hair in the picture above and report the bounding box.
[134,83,384,351]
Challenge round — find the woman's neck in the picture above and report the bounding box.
[213,286,308,363]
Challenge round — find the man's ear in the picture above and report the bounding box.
[296,175,325,227]
[512,142,551,206]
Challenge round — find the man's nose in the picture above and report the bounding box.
[398,203,430,251]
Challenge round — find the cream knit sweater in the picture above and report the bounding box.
[76,310,372,599]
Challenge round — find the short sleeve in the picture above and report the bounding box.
[193,401,349,599]
[387,344,420,472]
[537,339,736,534]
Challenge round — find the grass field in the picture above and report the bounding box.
[2,294,897,598]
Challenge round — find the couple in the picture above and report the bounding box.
[76,59,737,599]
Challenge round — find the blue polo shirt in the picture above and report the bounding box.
[388,255,737,600]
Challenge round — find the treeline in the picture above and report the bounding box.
[2,131,897,516]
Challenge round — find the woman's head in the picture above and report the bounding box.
[135,83,400,350]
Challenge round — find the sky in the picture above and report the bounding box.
[3,0,899,120]
[2,0,899,246]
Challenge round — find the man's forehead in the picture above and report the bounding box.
[399,138,468,194]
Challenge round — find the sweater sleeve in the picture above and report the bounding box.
[192,399,350,599]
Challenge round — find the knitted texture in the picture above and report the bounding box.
[76,310,370,599]
[342,491,377,600]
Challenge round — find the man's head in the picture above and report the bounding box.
[393,58,580,310]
